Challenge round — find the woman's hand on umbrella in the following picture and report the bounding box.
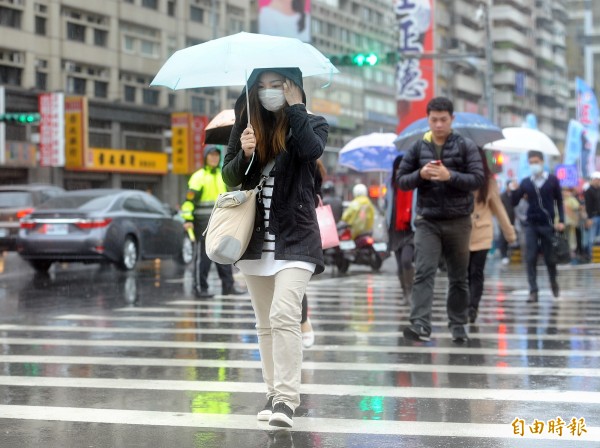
[241,125,256,160]
[283,78,302,106]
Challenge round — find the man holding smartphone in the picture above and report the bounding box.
[397,97,484,343]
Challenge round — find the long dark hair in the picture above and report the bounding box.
[292,0,306,33]
[238,85,289,165]
[476,148,491,204]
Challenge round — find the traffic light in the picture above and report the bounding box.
[0,112,41,124]
[329,51,401,67]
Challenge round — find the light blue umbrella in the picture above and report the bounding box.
[339,133,400,173]
[151,32,338,90]
[394,112,503,150]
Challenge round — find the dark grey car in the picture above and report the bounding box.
[0,184,65,251]
[17,189,193,272]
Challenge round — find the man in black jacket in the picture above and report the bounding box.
[511,150,565,302]
[397,97,484,343]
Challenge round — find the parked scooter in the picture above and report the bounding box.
[334,222,387,273]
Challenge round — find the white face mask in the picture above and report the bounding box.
[529,163,543,175]
[258,89,286,111]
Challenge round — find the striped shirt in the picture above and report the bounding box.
[236,173,316,276]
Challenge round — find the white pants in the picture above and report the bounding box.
[244,268,312,411]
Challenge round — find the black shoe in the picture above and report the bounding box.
[527,291,538,303]
[451,325,468,343]
[222,286,246,296]
[403,324,431,342]
[195,289,214,299]
[551,283,560,298]
[257,396,274,421]
[468,306,478,324]
[269,402,294,428]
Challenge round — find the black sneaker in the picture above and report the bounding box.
[403,324,431,342]
[269,402,294,428]
[468,307,478,324]
[195,289,214,299]
[551,283,560,299]
[527,291,538,303]
[257,396,274,421]
[451,325,468,343]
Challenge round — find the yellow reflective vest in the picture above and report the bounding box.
[181,168,227,222]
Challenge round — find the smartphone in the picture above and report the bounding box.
[429,160,441,165]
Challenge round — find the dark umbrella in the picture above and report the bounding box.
[205,109,235,145]
[394,112,504,150]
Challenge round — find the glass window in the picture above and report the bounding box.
[39,194,115,211]
[35,16,46,35]
[142,88,159,105]
[167,0,176,17]
[35,71,47,90]
[67,77,86,94]
[0,192,34,208]
[190,6,204,23]
[94,29,107,47]
[123,36,135,52]
[124,85,136,102]
[123,196,149,213]
[142,194,169,215]
[95,81,108,98]
[0,6,22,28]
[142,0,158,9]
[168,94,176,109]
[191,96,206,114]
[140,40,158,57]
[67,22,86,42]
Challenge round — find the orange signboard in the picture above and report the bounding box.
[64,96,89,169]
[88,148,168,174]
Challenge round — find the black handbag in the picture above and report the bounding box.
[533,182,570,265]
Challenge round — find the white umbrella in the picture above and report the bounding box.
[484,127,560,157]
[151,32,338,90]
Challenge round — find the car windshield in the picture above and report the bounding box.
[0,191,34,208]
[37,194,115,211]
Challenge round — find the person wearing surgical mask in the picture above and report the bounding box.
[222,68,328,429]
[511,150,565,303]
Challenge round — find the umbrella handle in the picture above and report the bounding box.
[245,69,250,127]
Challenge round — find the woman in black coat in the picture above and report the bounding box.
[222,67,328,429]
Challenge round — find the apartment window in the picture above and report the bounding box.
[0,6,22,28]
[67,76,87,94]
[94,81,108,98]
[124,0,134,3]
[0,65,22,86]
[124,36,135,52]
[190,6,204,23]
[35,16,46,35]
[67,22,86,42]
[142,88,159,105]
[168,93,176,109]
[140,40,159,57]
[191,96,206,114]
[121,22,160,58]
[167,0,176,17]
[124,85,136,102]
[35,71,47,90]
[94,29,107,47]
[142,0,158,9]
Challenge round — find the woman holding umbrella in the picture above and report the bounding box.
[222,67,328,428]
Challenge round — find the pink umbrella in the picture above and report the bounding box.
[205,109,235,145]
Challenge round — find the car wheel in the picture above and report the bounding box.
[117,236,138,271]
[175,234,194,265]
[29,260,53,273]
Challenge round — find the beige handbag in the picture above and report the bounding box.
[203,160,274,264]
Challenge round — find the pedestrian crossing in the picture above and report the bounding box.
[0,263,599,447]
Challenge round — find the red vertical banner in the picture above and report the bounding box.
[191,115,208,171]
[394,0,435,133]
[38,92,65,167]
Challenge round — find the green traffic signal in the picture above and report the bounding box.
[0,112,41,124]
[330,51,400,67]
[352,52,378,66]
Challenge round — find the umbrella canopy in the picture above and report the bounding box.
[205,109,236,145]
[394,112,504,151]
[339,133,400,173]
[151,32,338,90]
[483,127,560,157]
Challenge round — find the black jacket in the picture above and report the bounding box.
[222,104,329,274]
[511,175,564,225]
[585,185,600,218]
[396,132,484,219]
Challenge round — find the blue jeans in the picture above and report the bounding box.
[524,222,557,293]
[410,215,472,333]
[587,216,600,258]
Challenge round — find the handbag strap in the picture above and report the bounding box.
[532,180,555,229]
[255,159,276,199]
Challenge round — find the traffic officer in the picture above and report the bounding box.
[181,145,244,298]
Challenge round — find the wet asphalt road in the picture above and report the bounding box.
[0,252,599,447]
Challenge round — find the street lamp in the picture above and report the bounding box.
[476,1,495,123]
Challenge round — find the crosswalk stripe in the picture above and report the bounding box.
[1,405,596,441]
[1,324,598,341]
[1,376,599,404]
[0,356,599,377]
[2,337,599,357]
